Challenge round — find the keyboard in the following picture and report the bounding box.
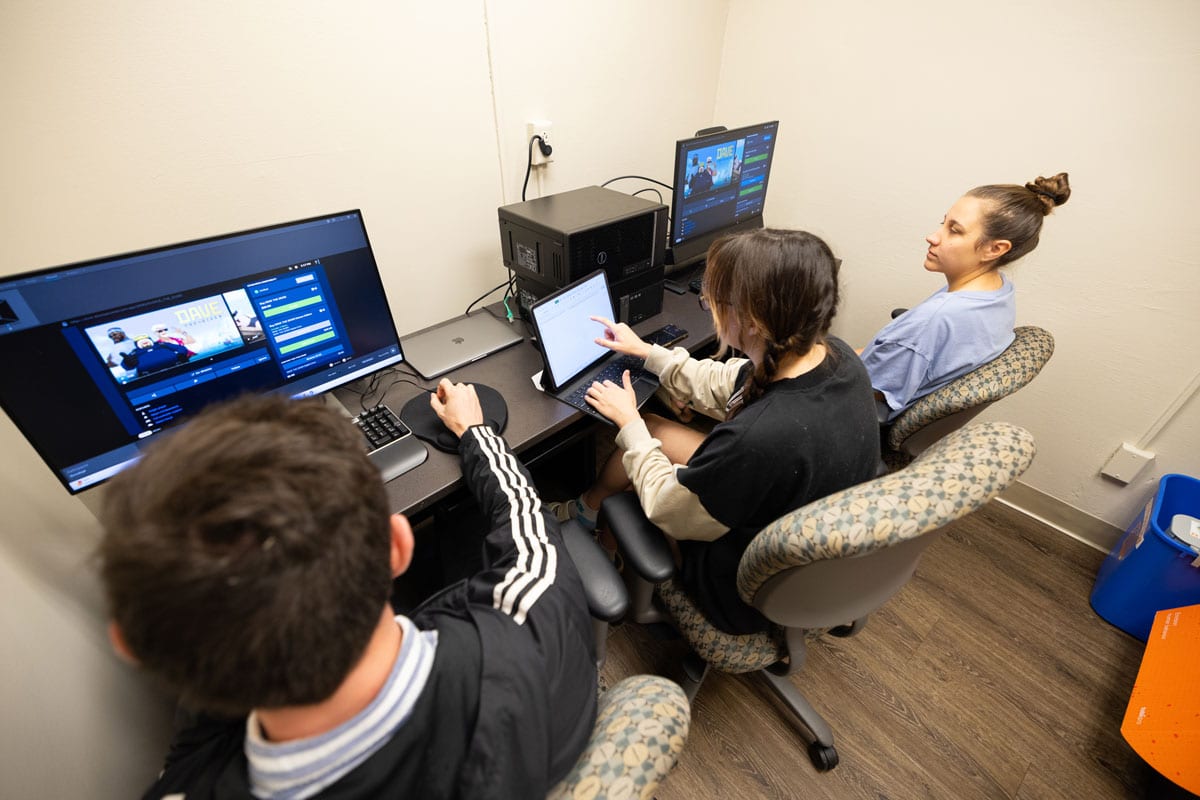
[604,355,656,383]
[565,356,655,409]
[354,405,412,453]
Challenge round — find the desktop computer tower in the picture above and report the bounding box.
[498,186,667,324]
[513,266,664,326]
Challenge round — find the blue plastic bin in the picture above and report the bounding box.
[1090,474,1200,641]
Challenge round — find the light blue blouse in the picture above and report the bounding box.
[860,274,1015,422]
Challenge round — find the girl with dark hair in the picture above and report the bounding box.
[552,228,880,634]
[861,172,1071,421]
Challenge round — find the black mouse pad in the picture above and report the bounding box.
[399,383,508,453]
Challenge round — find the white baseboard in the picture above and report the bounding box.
[997,481,1124,553]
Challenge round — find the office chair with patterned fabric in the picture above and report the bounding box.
[549,674,690,799]
[882,325,1053,471]
[549,526,691,798]
[602,421,1036,771]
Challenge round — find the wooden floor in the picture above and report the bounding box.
[600,501,1174,800]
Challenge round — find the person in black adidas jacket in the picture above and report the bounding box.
[99,383,597,799]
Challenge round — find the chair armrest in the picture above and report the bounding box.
[601,492,677,582]
[559,520,629,623]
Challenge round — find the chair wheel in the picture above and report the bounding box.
[808,742,839,771]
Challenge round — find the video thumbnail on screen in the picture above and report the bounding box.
[681,138,746,199]
[85,293,249,384]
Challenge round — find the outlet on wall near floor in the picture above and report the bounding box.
[1101,442,1156,484]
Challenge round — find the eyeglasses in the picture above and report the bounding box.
[698,294,719,312]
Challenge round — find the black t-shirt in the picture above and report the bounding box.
[677,337,880,634]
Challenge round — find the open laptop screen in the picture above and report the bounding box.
[0,210,405,493]
[530,270,614,392]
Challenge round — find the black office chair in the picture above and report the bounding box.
[603,421,1037,771]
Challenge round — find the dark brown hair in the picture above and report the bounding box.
[968,172,1071,266]
[99,394,393,714]
[703,228,840,412]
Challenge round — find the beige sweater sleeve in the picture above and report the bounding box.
[614,412,729,542]
[643,345,749,421]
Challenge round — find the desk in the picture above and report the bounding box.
[343,285,715,517]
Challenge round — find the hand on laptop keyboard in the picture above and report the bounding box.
[575,361,657,429]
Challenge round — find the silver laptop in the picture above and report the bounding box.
[402,310,524,380]
[529,270,659,425]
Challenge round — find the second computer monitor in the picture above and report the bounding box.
[668,120,780,269]
[0,210,406,493]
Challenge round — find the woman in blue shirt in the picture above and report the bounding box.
[860,172,1071,422]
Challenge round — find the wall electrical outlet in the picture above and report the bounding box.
[1100,442,1156,485]
[526,120,553,165]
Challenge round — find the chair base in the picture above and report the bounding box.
[591,618,609,670]
[680,651,709,703]
[756,669,836,756]
[679,649,841,772]
[624,569,670,625]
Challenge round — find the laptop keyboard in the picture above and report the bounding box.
[565,357,654,409]
[354,405,412,453]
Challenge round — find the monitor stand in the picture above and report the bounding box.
[322,392,428,482]
[665,247,705,277]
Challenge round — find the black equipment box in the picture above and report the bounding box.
[499,186,667,324]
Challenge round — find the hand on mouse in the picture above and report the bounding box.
[430,378,484,438]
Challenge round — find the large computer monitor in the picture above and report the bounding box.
[667,120,780,269]
[0,210,407,493]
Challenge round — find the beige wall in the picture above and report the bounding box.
[5,2,503,336]
[715,0,1200,542]
[487,1,728,202]
[0,1,728,795]
[2,0,1198,795]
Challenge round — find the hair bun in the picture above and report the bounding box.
[1026,172,1071,213]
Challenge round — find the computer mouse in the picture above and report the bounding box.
[399,383,508,453]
